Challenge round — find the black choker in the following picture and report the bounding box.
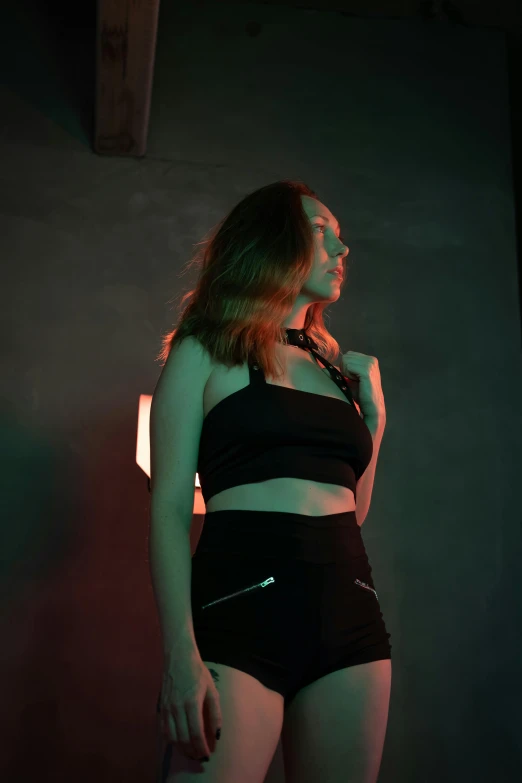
[281,327,319,351]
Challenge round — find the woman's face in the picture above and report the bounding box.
[300,195,349,303]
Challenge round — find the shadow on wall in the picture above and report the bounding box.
[0,398,165,781]
[0,409,79,615]
[0,408,81,778]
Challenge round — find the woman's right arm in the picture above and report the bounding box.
[149,508,199,664]
[148,335,214,664]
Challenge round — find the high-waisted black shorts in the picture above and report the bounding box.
[167,508,392,710]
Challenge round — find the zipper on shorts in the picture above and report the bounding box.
[201,577,275,610]
[354,578,379,600]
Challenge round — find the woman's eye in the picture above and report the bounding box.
[314,225,344,244]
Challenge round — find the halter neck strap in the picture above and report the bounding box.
[281,328,356,409]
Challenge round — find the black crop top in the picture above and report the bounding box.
[197,347,374,505]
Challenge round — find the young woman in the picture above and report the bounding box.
[149,179,391,783]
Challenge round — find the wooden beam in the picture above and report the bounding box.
[95,0,160,157]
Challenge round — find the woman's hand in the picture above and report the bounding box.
[340,351,386,424]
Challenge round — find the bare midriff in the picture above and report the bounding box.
[202,343,357,518]
[205,478,355,516]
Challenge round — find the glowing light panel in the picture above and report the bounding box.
[136,394,205,514]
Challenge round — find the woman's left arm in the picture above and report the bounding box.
[339,352,387,527]
[354,418,385,526]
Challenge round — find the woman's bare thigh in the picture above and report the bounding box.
[157,662,284,783]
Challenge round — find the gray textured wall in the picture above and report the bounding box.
[1,2,521,782]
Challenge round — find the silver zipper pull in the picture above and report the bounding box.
[258,577,275,587]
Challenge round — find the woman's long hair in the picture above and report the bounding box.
[156,179,348,379]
